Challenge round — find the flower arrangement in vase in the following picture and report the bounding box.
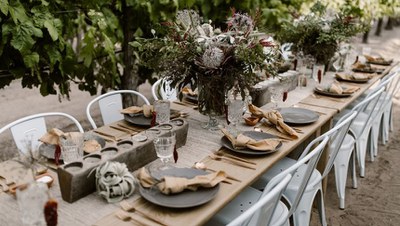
[275,1,364,66]
[132,9,281,128]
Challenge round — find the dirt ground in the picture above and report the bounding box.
[1,23,400,225]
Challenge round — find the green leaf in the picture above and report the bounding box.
[44,20,59,41]
[10,25,36,53]
[130,41,142,48]
[23,52,39,67]
[0,0,9,16]
[8,1,28,23]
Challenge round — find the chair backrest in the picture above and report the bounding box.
[268,135,330,221]
[352,87,385,135]
[0,112,84,154]
[317,111,358,183]
[227,174,292,226]
[86,90,150,129]
[151,78,178,101]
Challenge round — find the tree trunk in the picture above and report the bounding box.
[385,17,394,30]
[375,18,383,36]
[121,1,139,107]
[362,29,370,44]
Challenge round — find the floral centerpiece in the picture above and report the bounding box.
[132,10,280,126]
[276,2,364,65]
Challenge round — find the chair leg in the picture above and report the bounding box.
[351,151,358,189]
[316,190,327,226]
[291,191,317,226]
[356,136,367,178]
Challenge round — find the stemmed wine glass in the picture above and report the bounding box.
[269,86,284,109]
[227,99,245,130]
[152,131,176,171]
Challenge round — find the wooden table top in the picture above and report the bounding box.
[0,62,397,226]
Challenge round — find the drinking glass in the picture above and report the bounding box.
[60,138,83,164]
[154,100,170,125]
[312,64,325,84]
[16,182,49,226]
[153,131,176,170]
[227,99,244,128]
[269,86,283,109]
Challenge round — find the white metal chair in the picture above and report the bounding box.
[252,110,357,225]
[226,174,292,226]
[208,136,330,226]
[0,112,84,154]
[151,78,178,101]
[86,90,150,129]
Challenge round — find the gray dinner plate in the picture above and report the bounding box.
[352,67,384,74]
[314,88,352,98]
[366,59,393,66]
[220,131,282,155]
[279,107,319,125]
[124,110,180,127]
[335,76,370,84]
[139,168,219,208]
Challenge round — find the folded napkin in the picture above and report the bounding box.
[137,167,226,195]
[248,104,298,138]
[182,87,197,96]
[323,81,359,94]
[364,54,389,63]
[220,128,280,151]
[39,128,81,145]
[120,104,153,117]
[336,73,371,81]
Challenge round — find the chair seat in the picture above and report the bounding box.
[252,157,321,194]
[205,186,289,226]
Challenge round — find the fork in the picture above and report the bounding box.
[214,149,257,165]
[209,153,256,170]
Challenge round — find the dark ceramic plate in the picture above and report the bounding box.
[124,110,180,127]
[220,131,282,155]
[139,168,219,208]
[335,76,370,84]
[352,67,384,74]
[278,107,319,125]
[366,59,393,66]
[314,88,352,98]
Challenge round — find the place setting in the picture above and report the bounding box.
[136,131,227,209]
[352,61,385,74]
[364,54,393,66]
[335,72,373,83]
[314,81,360,98]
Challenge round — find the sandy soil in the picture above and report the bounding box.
[1,23,400,225]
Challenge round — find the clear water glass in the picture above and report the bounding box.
[153,131,176,170]
[269,86,283,109]
[227,99,244,127]
[312,64,325,84]
[16,182,49,226]
[154,100,170,125]
[60,138,82,164]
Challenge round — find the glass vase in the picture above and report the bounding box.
[197,75,227,131]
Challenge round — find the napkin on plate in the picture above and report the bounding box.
[137,167,226,195]
[325,81,360,94]
[335,73,371,81]
[248,104,298,138]
[39,128,81,145]
[220,128,280,151]
[181,87,197,96]
[120,104,153,117]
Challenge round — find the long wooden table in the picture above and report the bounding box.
[0,63,396,226]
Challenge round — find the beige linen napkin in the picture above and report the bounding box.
[181,87,197,96]
[248,104,298,138]
[336,73,371,81]
[137,167,226,195]
[39,128,81,145]
[220,128,280,151]
[120,104,153,117]
[326,81,360,94]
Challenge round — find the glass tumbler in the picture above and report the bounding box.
[154,100,171,125]
[60,138,82,164]
[153,131,176,170]
[227,99,244,128]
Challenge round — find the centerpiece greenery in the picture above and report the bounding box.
[275,2,364,65]
[132,9,281,126]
